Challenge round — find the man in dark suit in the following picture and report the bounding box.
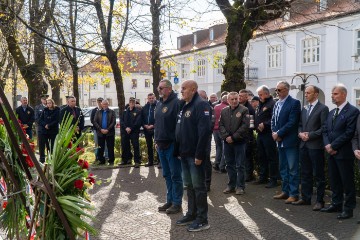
[16,97,35,139]
[292,85,329,211]
[321,84,359,220]
[141,93,157,167]
[352,114,360,224]
[254,85,278,188]
[271,81,301,204]
[59,96,84,140]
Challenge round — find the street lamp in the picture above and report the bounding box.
[291,73,319,107]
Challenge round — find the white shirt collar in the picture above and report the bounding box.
[336,101,347,113]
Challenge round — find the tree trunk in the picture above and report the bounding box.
[72,62,79,106]
[49,79,62,105]
[108,51,125,113]
[150,0,161,98]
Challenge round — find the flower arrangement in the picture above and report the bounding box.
[0,113,97,239]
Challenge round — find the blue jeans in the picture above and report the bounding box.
[213,131,225,169]
[278,147,300,197]
[299,147,325,203]
[181,156,208,223]
[157,143,183,206]
[224,142,246,190]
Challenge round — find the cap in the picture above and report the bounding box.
[129,97,136,101]
[251,96,260,101]
[97,97,104,101]
[40,94,49,99]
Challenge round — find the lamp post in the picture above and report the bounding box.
[291,73,319,107]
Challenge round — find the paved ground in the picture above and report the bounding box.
[89,165,360,240]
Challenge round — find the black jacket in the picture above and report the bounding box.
[175,92,212,160]
[38,107,60,135]
[16,105,35,127]
[141,101,157,134]
[254,96,275,134]
[120,106,142,133]
[93,108,116,136]
[154,91,180,143]
[35,104,46,122]
[59,105,84,130]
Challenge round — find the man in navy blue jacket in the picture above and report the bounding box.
[321,84,359,220]
[175,80,212,232]
[271,81,301,204]
[141,93,157,167]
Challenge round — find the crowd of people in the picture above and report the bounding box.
[15,79,360,232]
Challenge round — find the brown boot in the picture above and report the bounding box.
[285,197,298,204]
[273,192,289,200]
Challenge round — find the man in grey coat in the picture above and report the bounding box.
[352,114,360,224]
[292,85,329,211]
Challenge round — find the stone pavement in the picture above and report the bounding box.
[89,166,360,240]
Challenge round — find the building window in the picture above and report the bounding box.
[145,79,151,88]
[181,64,188,78]
[267,45,282,68]
[90,98,97,106]
[302,37,320,64]
[92,83,98,90]
[194,34,197,45]
[356,31,360,55]
[355,89,360,109]
[177,38,181,49]
[105,83,110,88]
[130,59,138,67]
[318,0,327,11]
[132,79,137,89]
[209,29,214,41]
[216,56,224,74]
[197,59,206,77]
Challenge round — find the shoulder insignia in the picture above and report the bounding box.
[162,107,168,113]
[185,110,191,118]
[236,112,241,118]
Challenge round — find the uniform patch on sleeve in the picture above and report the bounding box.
[204,110,210,116]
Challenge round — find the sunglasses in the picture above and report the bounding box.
[158,86,168,90]
[275,88,283,92]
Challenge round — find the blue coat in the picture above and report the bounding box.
[271,95,301,148]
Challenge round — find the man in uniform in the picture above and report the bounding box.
[141,93,157,167]
[175,80,212,232]
[155,80,183,214]
[16,97,35,139]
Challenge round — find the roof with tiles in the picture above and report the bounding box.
[80,51,151,73]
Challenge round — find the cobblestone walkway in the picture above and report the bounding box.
[89,166,360,240]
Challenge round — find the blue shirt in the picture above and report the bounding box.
[101,110,108,129]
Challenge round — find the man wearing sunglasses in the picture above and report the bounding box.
[271,81,301,204]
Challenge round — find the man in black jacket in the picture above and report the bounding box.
[93,100,116,165]
[175,80,212,232]
[91,97,106,161]
[254,85,279,188]
[155,80,183,214]
[141,93,157,167]
[59,96,84,140]
[120,97,142,168]
[16,97,35,139]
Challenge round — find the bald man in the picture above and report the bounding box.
[175,80,212,232]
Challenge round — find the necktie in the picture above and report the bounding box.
[332,108,339,126]
[307,105,312,119]
[72,108,76,118]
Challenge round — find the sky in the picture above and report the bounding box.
[126,0,226,51]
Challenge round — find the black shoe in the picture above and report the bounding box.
[187,220,210,232]
[254,179,268,185]
[320,204,342,213]
[265,181,278,188]
[176,215,195,226]
[166,204,182,214]
[157,165,162,169]
[213,165,220,171]
[158,202,172,211]
[291,199,311,206]
[337,210,353,220]
[134,163,140,168]
[220,169,226,173]
[145,163,153,167]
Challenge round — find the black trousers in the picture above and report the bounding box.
[97,134,115,164]
[144,132,154,164]
[38,134,56,163]
[122,132,141,163]
[205,135,212,188]
[328,156,356,210]
[245,133,255,180]
[257,132,278,182]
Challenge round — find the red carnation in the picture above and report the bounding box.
[74,179,84,189]
[87,173,95,184]
[2,201,7,209]
[0,118,4,125]
[67,142,73,149]
[23,154,34,168]
[76,147,84,154]
[78,159,89,169]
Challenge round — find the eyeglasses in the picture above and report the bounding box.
[275,88,283,92]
